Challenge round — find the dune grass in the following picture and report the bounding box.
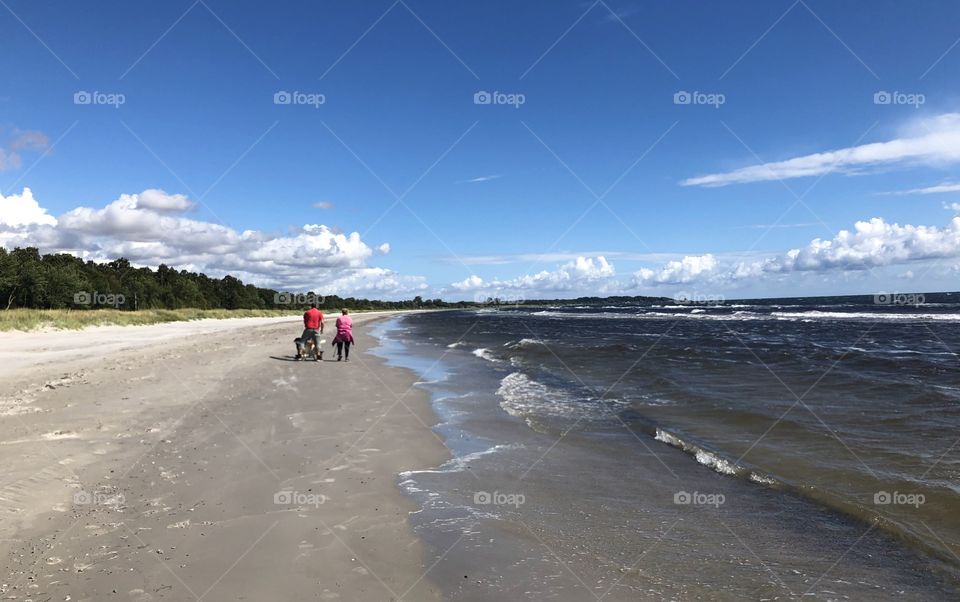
[0,308,305,332]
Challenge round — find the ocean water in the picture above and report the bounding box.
[371,294,960,600]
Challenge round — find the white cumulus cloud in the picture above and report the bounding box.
[135,189,195,213]
[449,256,616,293]
[734,217,960,276]
[450,275,485,291]
[633,254,718,285]
[0,188,425,298]
[0,187,57,228]
[628,216,960,289]
[318,268,428,297]
[449,214,960,298]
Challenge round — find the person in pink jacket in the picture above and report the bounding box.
[332,308,354,361]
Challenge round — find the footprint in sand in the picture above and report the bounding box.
[272,375,299,392]
[0,403,42,417]
[41,430,79,441]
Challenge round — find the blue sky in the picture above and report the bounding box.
[2,0,960,300]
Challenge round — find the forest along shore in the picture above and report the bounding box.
[0,312,447,602]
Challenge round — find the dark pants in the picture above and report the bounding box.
[336,341,350,359]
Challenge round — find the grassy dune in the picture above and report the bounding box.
[0,308,305,332]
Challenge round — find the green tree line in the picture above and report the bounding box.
[0,247,467,311]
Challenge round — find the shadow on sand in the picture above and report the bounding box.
[269,355,337,363]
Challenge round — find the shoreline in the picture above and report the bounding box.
[0,311,449,601]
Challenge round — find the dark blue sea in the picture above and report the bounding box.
[372,293,960,600]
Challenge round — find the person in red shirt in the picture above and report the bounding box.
[295,303,324,360]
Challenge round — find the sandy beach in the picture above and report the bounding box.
[0,312,447,601]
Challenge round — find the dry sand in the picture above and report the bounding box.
[0,312,448,601]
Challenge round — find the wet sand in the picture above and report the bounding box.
[0,312,447,601]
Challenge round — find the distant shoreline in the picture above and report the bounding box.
[0,307,434,333]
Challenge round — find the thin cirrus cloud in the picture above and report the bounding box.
[0,129,50,172]
[446,250,684,266]
[881,182,960,195]
[0,188,423,298]
[735,222,820,229]
[312,201,334,209]
[458,174,501,184]
[681,113,960,187]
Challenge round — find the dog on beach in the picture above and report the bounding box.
[294,336,325,361]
